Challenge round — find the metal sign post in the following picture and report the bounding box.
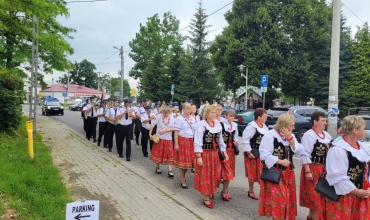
[260,75,268,109]
[171,84,174,102]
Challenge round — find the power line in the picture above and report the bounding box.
[95,51,119,65]
[342,3,365,24]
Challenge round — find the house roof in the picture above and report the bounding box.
[40,83,101,94]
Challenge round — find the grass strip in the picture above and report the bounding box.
[0,116,72,220]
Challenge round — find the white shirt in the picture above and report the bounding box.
[141,111,155,130]
[259,129,307,169]
[194,120,226,153]
[117,106,135,125]
[300,129,332,165]
[221,120,239,142]
[242,121,269,152]
[152,108,159,115]
[83,103,96,118]
[97,107,106,122]
[326,137,370,195]
[105,107,118,124]
[152,114,175,140]
[173,115,197,138]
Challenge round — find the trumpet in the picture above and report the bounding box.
[84,112,88,119]
[127,107,135,119]
[114,118,118,125]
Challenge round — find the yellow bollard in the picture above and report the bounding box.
[26,121,34,159]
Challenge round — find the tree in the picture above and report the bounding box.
[0,0,75,72]
[109,78,130,98]
[58,59,97,88]
[344,22,370,107]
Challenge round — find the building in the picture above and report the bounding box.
[40,83,109,104]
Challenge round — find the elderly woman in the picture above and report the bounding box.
[173,103,197,188]
[299,111,332,220]
[194,105,229,209]
[242,108,269,200]
[322,115,370,219]
[149,106,175,178]
[258,114,307,220]
[219,109,239,201]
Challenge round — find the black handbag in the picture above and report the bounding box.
[315,172,341,201]
[260,167,282,184]
[251,148,259,158]
[233,145,240,155]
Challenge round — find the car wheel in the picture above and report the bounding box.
[61,111,64,116]
[298,128,308,142]
[46,111,50,116]
[42,110,45,115]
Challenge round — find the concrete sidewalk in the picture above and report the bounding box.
[35,115,199,220]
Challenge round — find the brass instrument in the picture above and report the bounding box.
[114,118,118,125]
[159,101,166,112]
[84,111,88,119]
[147,99,152,107]
[128,107,135,119]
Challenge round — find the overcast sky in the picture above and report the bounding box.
[42,0,370,89]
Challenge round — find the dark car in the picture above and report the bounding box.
[265,106,340,142]
[42,101,64,116]
[70,102,86,111]
[235,110,255,135]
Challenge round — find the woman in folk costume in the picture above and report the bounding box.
[219,109,239,201]
[299,111,332,220]
[173,103,197,189]
[321,115,370,219]
[215,104,227,123]
[258,114,308,220]
[191,103,200,123]
[149,106,175,178]
[242,108,269,200]
[194,105,229,209]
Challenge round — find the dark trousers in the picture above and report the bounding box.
[134,119,141,142]
[98,121,107,147]
[92,117,97,140]
[141,127,150,156]
[86,117,96,139]
[116,124,133,157]
[106,123,116,149]
[150,125,157,151]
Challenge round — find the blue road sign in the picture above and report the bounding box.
[260,75,268,87]
[62,92,67,97]
[171,84,174,95]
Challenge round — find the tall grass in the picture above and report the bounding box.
[0,116,71,220]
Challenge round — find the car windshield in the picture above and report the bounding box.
[362,118,370,130]
[239,111,253,116]
[267,108,289,117]
[47,102,61,106]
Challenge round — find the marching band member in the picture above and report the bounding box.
[91,99,98,142]
[133,100,142,144]
[219,109,238,201]
[82,97,95,141]
[115,99,135,161]
[104,99,120,152]
[173,103,197,189]
[152,102,160,115]
[194,105,229,209]
[299,111,331,220]
[149,106,175,178]
[141,105,156,157]
[242,108,269,200]
[96,100,108,147]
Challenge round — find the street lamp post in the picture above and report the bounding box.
[238,64,248,110]
[97,71,101,91]
[108,73,111,97]
[114,46,124,100]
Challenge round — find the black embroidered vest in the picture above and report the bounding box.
[311,140,331,165]
[221,122,235,149]
[202,129,220,150]
[347,151,369,189]
[250,128,264,149]
[263,137,295,170]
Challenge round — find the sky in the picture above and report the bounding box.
[41,0,370,90]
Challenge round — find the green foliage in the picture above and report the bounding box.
[344,22,370,107]
[0,116,71,219]
[0,69,24,132]
[58,59,98,88]
[110,78,131,98]
[0,0,75,72]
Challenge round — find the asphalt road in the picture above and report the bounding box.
[24,105,309,220]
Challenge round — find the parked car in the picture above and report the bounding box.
[355,115,370,141]
[221,106,237,118]
[69,102,86,111]
[235,110,255,134]
[265,106,341,142]
[42,101,64,116]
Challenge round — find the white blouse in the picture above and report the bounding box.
[151,114,175,140]
[97,107,106,122]
[194,120,226,153]
[173,115,197,138]
[259,129,307,169]
[221,121,239,142]
[242,121,269,152]
[300,129,332,166]
[326,137,370,195]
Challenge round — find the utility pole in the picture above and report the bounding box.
[28,15,38,132]
[52,77,54,98]
[120,46,124,100]
[97,71,101,91]
[66,70,69,103]
[327,0,341,138]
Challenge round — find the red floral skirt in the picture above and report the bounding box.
[244,155,262,183]
[221,148,235,180]
[173,137,194,169]
[299,163,324,209]
[318,193,370,220]
[194,149,221,195]
[150,139,173,165]
[258,168,297,220]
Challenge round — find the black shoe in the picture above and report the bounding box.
[136,142,140,145]
[93,139,97,143]
[180,183,188,189]
[87,138,91,141]
[143,154,148,157]
[126,158,131,161]
[97,142,100,147]
[131,138,134,140]
[168,171,174,178]
[119,154,123,158]
[104,146,108,148]
[108,148,112,152]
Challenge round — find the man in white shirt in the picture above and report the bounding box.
[96,100,107,147]
[82,98,94,141]
[140,105,156,157]
[115,99,135,161]
[152,102,159,115]
[104,98,120,152]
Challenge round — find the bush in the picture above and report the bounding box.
[0,69,24,132]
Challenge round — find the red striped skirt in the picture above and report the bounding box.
[258,168,297,220]
[299,163,324,209]
[150,139,173,165]
[318,193,370,220]
[221,148,235,180]
[173,137,194,169]
[194,149,221,195]
[244,155,262,183]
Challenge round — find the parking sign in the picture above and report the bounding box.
[260,75,268,87]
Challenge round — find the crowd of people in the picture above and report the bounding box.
[81,97,370,219]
